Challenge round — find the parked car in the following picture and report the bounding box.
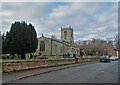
[100,56,110,62]
[110,56,118,61]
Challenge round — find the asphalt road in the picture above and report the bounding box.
[11,61,118,83]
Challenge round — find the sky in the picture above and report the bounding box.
[1,1,118,41]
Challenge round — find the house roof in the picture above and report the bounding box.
[75,43,114,50]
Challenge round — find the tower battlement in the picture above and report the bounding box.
[61,26,74,44]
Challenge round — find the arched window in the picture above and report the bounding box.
[64,31,67,36]
[40,41,45,51]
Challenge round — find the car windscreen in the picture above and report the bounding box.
[100,56,109,59]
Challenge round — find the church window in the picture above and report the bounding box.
[40,41,45,51]
[64,31,67,36]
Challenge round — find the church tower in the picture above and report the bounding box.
[61,26,74,44]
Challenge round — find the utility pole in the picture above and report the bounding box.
[116,35,120,57]
[0,31,2,55]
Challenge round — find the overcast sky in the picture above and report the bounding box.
[1,1,118,41]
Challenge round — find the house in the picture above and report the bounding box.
[75,43,116,56]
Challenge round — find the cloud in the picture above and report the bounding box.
[1,2,118,41]
[92,27,105,33]
[1,0,119,2]
[88,34,98,39]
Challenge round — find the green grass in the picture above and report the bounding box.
[2,71,16,75]
[0,59,2,62]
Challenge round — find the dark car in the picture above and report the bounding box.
[100,56,110,62]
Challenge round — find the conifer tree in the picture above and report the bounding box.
[2,21,38,59]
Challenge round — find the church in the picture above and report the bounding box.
[36,26,79,58]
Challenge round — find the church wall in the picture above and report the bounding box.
[36,37,51,56]
[36,37,70,57]
[52,40,62,55]
[44,38,51,55]
[51,40,70,56]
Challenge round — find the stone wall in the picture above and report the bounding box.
[2,57,98,73]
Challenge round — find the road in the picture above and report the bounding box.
[10,61,118,83]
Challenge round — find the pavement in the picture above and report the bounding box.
[2,61,96,83]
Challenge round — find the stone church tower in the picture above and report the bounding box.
[61,26,74,44]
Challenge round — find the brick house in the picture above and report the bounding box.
[75,43,117,56]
